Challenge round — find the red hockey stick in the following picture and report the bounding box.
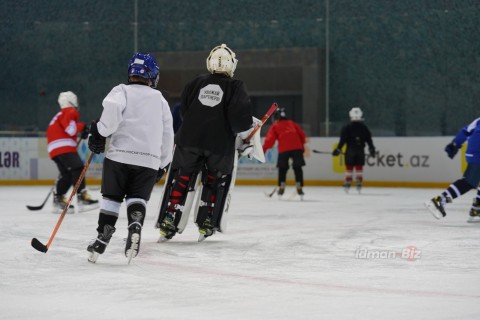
[31,152,94,253]
[244,102,278,143]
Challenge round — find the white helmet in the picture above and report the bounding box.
[349,107,363,121]
[58,91,79,109]
[206,44,238,77]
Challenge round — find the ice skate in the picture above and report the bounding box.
[77,190,99,212]
[296,183,304,200]
[343,182,351,194]
[425,195,450,219]
[356,180,362,194]
[125,222,142,264]
[198,216,215,242]
[158,212,176,242]
[87,224,116,263]
[277,183,286,197]
[52,194,75,214]
[467,198,480,223]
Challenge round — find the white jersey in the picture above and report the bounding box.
[97,83,174,170]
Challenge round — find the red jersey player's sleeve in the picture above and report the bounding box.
[294,122,306,145]
[262,125,278,152]
[59,108,81,137]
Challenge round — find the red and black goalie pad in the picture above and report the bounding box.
[155,168,199,229]
[194,168,232,230]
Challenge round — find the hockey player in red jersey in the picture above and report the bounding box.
[263,107,307,197]
[86,53,174,263]
[156,44,257,242]
[46,91,98,214]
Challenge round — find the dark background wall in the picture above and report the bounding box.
[1,0,479,136]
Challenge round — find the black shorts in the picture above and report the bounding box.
[172,146,234,175]
[53,152,84,175]
[101,157,157,202]
[345,150,366,166]
[277,150,305,169]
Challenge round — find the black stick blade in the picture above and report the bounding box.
[31,238,48,253]
[26,205,43,211]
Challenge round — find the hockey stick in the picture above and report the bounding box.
[265,187,278,198]
[26,186,55,211]
[31,152,94,253]
[244,102,278,143]
[312,149,334,155]
[26,138,83,211]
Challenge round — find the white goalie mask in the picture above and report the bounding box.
[349,107,363,121]
[206,44,238,77]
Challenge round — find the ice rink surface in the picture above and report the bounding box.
[1,185,480,320]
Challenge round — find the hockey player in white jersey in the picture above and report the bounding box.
[155,44,260,242]
[87,52,174,263]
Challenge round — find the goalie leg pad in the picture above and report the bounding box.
[195,169,231,232]
[156,168,199,232]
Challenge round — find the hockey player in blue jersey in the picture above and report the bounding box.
[426,117,480,222]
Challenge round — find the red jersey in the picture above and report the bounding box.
[263,119,306,153]
[46,107,85,159]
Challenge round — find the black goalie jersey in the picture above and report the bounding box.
[174,73,253,157]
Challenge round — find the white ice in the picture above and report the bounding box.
[1,185,480,320]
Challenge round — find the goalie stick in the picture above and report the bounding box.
[31,152,94,253]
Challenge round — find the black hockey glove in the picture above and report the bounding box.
[88,120,106,154]
[369,147,376,158]
[80,125,90,140]
[155,164,170,183]
[444,142,458,159]
[332,148,341,156]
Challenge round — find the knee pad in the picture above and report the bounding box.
[100,197,122,218]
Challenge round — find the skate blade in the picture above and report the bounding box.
[88,251,99,263]
[198,234,207,242]
[424,200,443,220]
[125,234,140,264]
[158,235,170,243]
[467,217,480,223]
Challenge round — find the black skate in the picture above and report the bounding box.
[87,224,116,263]
[296,183,305,200]
[343,182,351,194]
[356,180,362,193]
[425,196,450,219]
[198,216,215,242]
[125,222,142,264]
[468,198,480,223]
[158,213,176,242]
[277,184,285,196]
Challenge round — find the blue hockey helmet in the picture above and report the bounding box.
[127,53,160,88]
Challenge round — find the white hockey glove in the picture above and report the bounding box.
[235,135,254,158]
[235,117,266,162]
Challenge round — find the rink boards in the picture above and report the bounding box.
[0,137,464,187]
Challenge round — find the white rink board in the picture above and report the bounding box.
[238,136,463,183]
[0,137,463,183]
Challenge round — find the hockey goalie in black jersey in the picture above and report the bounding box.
[155,44,264,242]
